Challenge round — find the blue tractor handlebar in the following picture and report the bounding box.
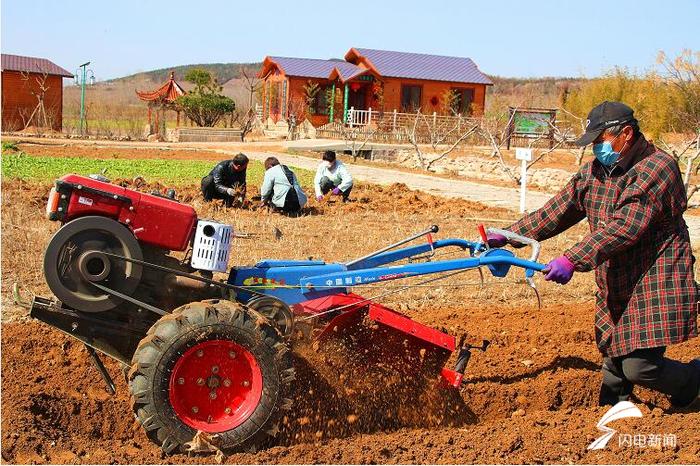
[301,233,546,291]
[229,226,546,305]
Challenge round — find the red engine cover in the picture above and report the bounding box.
[58,174,198,251]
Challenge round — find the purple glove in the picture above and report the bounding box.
[543,255,575,285]
[332,187,342,196]
[486,233,507,248]
[316,195,324,202]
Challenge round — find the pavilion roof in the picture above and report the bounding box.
[136,71,185,103]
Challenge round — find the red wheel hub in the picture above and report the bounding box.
[169,340,263,432]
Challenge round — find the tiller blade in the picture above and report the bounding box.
[292,293,460,387]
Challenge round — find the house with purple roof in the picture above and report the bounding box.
[258,47,492,127]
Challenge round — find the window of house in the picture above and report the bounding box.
[401,85,422,111]
[452,88,475,115]
[311,86,329,115]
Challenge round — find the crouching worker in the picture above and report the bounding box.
[314,150,353,202]
[489,101,700,410]
[260,157,307,214]
[201,153,248,207]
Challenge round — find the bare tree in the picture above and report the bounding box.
[406,110,480,170]
[240,108,259,142]
[656,50,700,201]
[480,109,576,185]
[659,133,700,201]
[240,68,262,112]
[340,125,376,161]
[480,108,519,183]
[524,122,574,168]
[226,104,262,142]
[657,50,700,132]
[557,106,588,165]
[19,68,54,131]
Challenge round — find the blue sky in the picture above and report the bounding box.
[2,0,698,81]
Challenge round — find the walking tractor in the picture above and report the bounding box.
[27,173,547,454]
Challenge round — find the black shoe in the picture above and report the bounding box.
[674,358,700,412]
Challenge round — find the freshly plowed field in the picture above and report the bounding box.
[2,174,699,464]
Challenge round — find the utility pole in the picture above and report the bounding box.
[76,62,94,135]
[515,148,532,213]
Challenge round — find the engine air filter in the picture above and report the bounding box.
[191,220,233,272]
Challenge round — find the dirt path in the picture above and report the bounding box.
[7,136,700,241]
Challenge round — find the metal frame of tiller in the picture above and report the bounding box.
[30,224,546,393]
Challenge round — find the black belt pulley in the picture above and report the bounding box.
[43,216,143,312]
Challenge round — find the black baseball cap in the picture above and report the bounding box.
[574,101,636,146]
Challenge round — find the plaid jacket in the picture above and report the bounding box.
[509,136,698,357]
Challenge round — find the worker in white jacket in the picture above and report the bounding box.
[260,157,307,214]
[314,151,353,202]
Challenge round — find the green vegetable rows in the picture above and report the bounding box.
[1,152,314,187]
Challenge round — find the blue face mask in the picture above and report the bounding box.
[592,132,623,166]
[592,141,620,166]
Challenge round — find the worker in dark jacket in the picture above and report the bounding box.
[201,153,248,207]
[490,102,700,409]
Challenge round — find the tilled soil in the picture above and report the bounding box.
[2,182,699,464]
[2,305,699,464]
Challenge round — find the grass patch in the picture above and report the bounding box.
[2,141,19,152]
[1,153,315,187]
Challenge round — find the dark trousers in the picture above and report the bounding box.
[599,347,699,407]
[266,189,301,215]
[201,175,244,207]
[319,176,352,201]
[282,188,301,213]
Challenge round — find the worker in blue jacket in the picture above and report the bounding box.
[260,157,307,214]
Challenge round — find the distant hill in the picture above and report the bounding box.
[108,62,262,85]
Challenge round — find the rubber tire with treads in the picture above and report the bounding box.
[129,299,294,454]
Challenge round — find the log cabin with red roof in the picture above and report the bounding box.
[1,53,73,131]
[258,47,493,128]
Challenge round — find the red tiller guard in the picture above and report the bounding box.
[292,293,460,386]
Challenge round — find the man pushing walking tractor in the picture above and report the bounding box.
[489,101,700,410]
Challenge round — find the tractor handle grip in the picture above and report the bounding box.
[486,227,540,263]
[477,224,489,246]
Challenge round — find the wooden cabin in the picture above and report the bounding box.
[258,47,492,127]
[1,54,73,131]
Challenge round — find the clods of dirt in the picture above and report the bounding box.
[2,320,699,464]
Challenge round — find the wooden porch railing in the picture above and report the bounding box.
[346,107,373,127]
[322,110,482,144]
